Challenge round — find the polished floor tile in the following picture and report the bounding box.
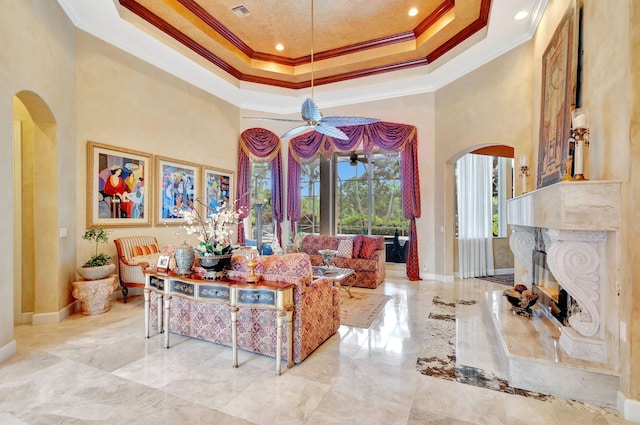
[0,275,634,424]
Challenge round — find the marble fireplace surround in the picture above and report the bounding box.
[506,180,621,364]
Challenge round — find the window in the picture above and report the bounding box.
[492,156,512,237]
[298,159,320,234]
[335,151,407,237]
[249,161,273,243]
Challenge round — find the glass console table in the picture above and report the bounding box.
[312,266,355,298]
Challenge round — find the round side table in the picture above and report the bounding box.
[72,274,119,315]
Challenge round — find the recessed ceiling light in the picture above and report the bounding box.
[514,10,528,20]
[408,8,418,17]
[275,44,284,51]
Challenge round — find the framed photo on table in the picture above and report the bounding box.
[157,255,170,273]
[86,141,152,228]
[201,166,234,215]
[155,156,200,225]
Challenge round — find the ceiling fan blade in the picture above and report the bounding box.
[243,117,306,123]
[301,98,322,122]
[280,125,312,139]
[315,123,349,140]
[321,116,381,126]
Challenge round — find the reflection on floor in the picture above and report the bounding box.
[416,295,568,404]
[0,275,634,424]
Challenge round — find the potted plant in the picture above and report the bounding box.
[77,227,116,280]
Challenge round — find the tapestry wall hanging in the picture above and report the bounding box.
[536,2,577,189]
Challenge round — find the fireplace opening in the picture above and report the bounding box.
[532,250,573,326]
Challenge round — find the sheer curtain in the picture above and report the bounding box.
[456,154,495,278]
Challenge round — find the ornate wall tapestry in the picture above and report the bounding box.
[536,2,577,189]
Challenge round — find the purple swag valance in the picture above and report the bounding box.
[237,128,283,246]
[287,122,422,281]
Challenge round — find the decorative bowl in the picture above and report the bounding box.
[197,254,232,272]
[77,263,116,281]
[503,287,539,317]
[318,249,338,265]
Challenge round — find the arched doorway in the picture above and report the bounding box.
[13,91,59,325]
[446,144,515,279]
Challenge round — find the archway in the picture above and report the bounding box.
[445,144,515,279]
[13,91,58,325]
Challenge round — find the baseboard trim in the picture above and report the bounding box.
[453,269,514,279]
[32,301,79,325]
[422,273,454,283]
[618,391,640,423]
[0,340,17,364]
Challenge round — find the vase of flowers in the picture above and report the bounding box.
[177,199,242,276]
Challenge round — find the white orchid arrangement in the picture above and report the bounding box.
[177,200,242,255]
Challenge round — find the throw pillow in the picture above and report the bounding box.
[336,239,353,258]
[359,236,380,259]
[352,235,365,258]
[132,244,159,257]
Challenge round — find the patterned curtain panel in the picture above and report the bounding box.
[237,128,283,245]
[287,122,422,281]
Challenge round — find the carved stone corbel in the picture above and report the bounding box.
[508,225,535,286]
[544,228,607,362]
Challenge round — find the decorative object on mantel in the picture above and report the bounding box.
[562,158,573,181]
[503,284,539,317]
[568,107,590,180]
[519,155,530,194]
[77,227,116,281]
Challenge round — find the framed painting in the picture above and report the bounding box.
[536,1,578,188]
[86,141,152,227]
[202,166,234,215]
[155,156,200,225]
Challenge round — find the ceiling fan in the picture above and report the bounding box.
[243,0,380,140]
[349,151,369,166]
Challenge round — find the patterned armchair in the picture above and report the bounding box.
[113,236,159,303]
[150,253,340,364]
[301,234,386,289]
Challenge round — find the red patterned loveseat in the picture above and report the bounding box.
[300,234,386,289]
[149,253,340,364]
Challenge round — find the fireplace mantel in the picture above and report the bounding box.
[506,180,621,364]
[507,180,621,231]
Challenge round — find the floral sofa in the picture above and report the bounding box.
[149,253,340,364]
[300,234,386,289]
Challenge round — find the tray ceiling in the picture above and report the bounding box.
[57,0,547,112]
[118,0,489,89]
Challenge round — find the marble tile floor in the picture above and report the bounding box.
[0,276,635,425]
